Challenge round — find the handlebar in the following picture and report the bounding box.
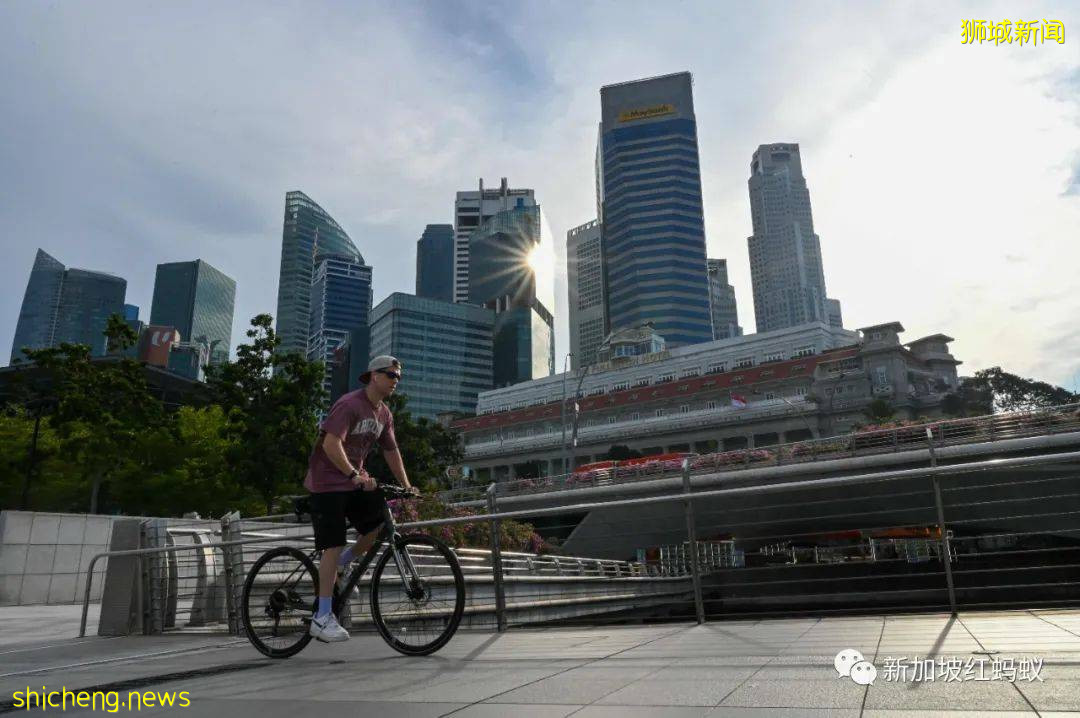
[378,482,421,499]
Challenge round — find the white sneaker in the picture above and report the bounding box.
[309,612,349,642]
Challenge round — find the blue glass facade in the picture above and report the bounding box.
[10,249,66,364]
[467,205,555,386]
[369,293,494,420]
[53,269,127,357]
[9,249,127,362]
[274,191,362,358]
[150,260,236,364]
[309,255,373,403]
[416,224,454,302]
[598,73,713,348]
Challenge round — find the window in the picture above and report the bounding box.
[707,362,727,374]
[657,373,675,383]
[588,386,606,396]
[793,345,815,358]
[874,366,888,386]
[680,366,700,378]
[706,401,717,410]
[633,377,650,387]
[763,351,784,363]
[836,386,844,394]
[613,381,630,392]
[793,386,808,396]
[735,356,754,368]
[680,405,690,414]
[607,415,617,424]
[655,408,665,417]
[765,392,776,400]
[630,412,641,421]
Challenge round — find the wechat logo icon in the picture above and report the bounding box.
[835,649,876,685]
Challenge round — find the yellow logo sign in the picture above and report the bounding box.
[618,104,675,122]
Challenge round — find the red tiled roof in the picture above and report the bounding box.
[451,345,859,433]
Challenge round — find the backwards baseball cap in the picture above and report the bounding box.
[360,355,402,384]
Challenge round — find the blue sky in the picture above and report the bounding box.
[1,1,1078,388]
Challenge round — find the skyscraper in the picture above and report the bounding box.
[10,249,126,363]
[274,191,362,358]
[369,293,494,420]
[308,254,373,402]
[598,72,713,348]
[416,224,454,302]
[567,219,606,370]
[467,204,554,387]
[453,178,536,304]
[149,259,236,364]
[707,258,742,340]
[747,143,839,333]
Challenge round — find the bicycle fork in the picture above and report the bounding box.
[388,535,425,600]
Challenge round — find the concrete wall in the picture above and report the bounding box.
[0,511,116,606]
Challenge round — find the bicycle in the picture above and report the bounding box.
[241,483,466,658]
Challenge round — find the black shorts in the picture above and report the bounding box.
[308,489,386,551]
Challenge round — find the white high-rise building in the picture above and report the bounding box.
[453,178,536,304]
[747,143,841,333]
[567,219,606,371]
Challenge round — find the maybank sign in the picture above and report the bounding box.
[618,104,675,123]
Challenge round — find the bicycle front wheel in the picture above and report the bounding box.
[241,546,318,658]
[370,533,465,656]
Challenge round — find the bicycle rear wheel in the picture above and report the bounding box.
[242,546,318,658]
[370,533,465,656]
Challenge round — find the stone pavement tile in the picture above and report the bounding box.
[705,709,860,718]
[751,664,848,680]
[862,678,1032,711]
[594,677,745,706]
[1014,679,1080,711]
[572,706,711,718]
[668,656,774,667]
[397,667,563,703]
[489,665,662,704]
[862,711,1037,717]
[451,704,583,717]
[717,678,865,709]
[642,665,759,682]
[132,699,466,718]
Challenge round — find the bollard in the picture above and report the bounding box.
[926,428,958,614]
[486,483,507,632]
[682,459,706,624]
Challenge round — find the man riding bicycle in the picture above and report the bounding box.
[303,355,417,642]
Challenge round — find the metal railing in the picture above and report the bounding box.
[441,402,1080,503]
[83,430,1080,635]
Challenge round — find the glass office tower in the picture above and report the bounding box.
[274,191,362,358]
[10,249,126,362]
[598,72,713,348]
[369,293,494,420]
[416,224,454,302]
[308,254,373,402]
[149,259,236,364]
[467,204,554,387]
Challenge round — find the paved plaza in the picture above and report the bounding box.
[2,606,1080,716]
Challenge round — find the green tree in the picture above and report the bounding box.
[942,377,994,417]
[23,334,169,514]
[962,367,1078,413]
[206,314,326,514]
[601,445,643,461]
[363,392,464,492]
[864,398,895,423]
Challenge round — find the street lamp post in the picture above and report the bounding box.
[560,353,572,476]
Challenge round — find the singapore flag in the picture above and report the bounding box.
[731,394,747,408]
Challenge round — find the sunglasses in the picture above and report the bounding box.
[377,369,402,381]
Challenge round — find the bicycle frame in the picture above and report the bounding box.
[328,496,422,614]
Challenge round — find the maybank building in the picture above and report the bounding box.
[598,72,713,348]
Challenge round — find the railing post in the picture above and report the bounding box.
[926,427,958,615]
[219,511,243,635]
[682,458,706,624]
[486,483,507,633]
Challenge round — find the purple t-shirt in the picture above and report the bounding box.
[304,389,398,493]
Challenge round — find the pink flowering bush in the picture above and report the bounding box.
[388,494,556,553]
